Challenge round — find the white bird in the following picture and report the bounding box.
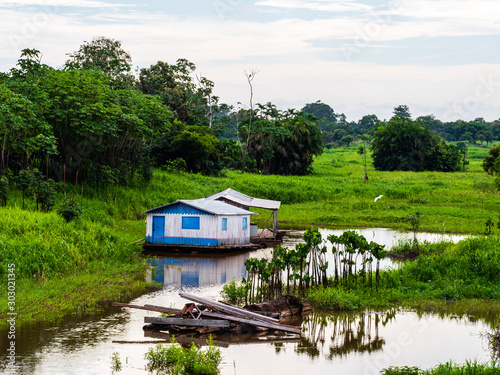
[374,195,383,202]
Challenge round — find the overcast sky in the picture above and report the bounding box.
[2,0,500,122]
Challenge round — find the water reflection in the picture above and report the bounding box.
[145,251,265,287]
[296,310,397,360]
[145,228,469,288]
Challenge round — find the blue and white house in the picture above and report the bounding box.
[144,197,257,247]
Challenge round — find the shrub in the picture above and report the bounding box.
[145,336,222,375]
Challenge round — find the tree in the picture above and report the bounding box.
[356,114,379,134]
[392,105,412,119]
[358,134,370,181]
[371,117,461,172]
[151,121,229,175]
[245,106,323,175]
[241,68,259,173]
[301,101,337,125]
[137,59,217,127]
[483,144,500,175]
[65,37,132,81]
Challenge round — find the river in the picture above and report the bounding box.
[1,228,494,375]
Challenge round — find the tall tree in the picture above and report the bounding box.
[371,117,460,172]
[392,105,412,119]
[137,59,218,127]
[65,37,132,79]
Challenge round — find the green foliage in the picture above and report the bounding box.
[371,117,461,172]
[393,104,412,119]
[0,175,9,205]
[308,236,500,311]
[145,336,222,375]
[57,198,82,222]
[110,352,122,373]
[152,122,229,175]
[482,144,500,193]
[381,361,500,375]
[236,229,386,303]
[64,36,133,83]
[3,48,172,187]
[245,106,324,175]
[0,207,139,281]
[220,279,250,305]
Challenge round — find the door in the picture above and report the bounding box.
[152,216,165,243]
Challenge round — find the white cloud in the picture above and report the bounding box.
[255,0,372,12]
[1,0,132,8]
[389,0,500,22]
[1,1,499,122]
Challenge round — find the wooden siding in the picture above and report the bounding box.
[145,213,251,246]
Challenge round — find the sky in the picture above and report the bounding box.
[1,0,500,122]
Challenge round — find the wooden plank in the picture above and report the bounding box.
[145,317,229,328]
[113,302,181,315]
[179,292,280,324]
[200,311,301,335]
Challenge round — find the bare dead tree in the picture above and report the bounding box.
[242,68,259,173]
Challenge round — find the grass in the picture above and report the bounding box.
[306,235,500,319]
[381,361,500,375]
[0,261,148,328]
[1,142,499,327]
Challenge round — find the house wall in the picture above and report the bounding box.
[145,213,251,246]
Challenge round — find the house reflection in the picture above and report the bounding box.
[146,252,252,287]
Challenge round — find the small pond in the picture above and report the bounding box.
[1,228,490,375]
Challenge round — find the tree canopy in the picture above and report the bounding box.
[371,117,461,172]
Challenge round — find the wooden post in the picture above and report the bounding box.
[272,210,278,239]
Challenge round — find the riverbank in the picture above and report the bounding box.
[0,261,149,329]
[306,235,500,322]
[0,207,151,328]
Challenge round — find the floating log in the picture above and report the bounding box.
[179,292,280,324]
[144,317,230,328]
[113,302,182,315]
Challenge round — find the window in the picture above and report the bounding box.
[182,216,200,230]
[222,218,227,231]
[242,217,247,230]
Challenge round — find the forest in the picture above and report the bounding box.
[3,36,500,200]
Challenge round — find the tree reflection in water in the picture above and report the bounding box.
[294,309,397,360]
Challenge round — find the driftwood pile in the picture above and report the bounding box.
[113,293,309,338]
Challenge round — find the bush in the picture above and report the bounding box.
[145,336,222,375]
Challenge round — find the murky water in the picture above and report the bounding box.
[147,228,469,286]
[0,229,490,375]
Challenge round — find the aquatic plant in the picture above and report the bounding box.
[145,336,222,375]
[327,231,387,287]
[382,360,500,375]
[110,351,122,373]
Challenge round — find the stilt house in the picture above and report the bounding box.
[143,189,281,248]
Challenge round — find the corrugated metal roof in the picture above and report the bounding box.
[143,199,257,216]
[204,188,281,210]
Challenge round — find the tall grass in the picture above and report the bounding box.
[307,235,500,312]
[0,207,141,281]
[381,361,500,375]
